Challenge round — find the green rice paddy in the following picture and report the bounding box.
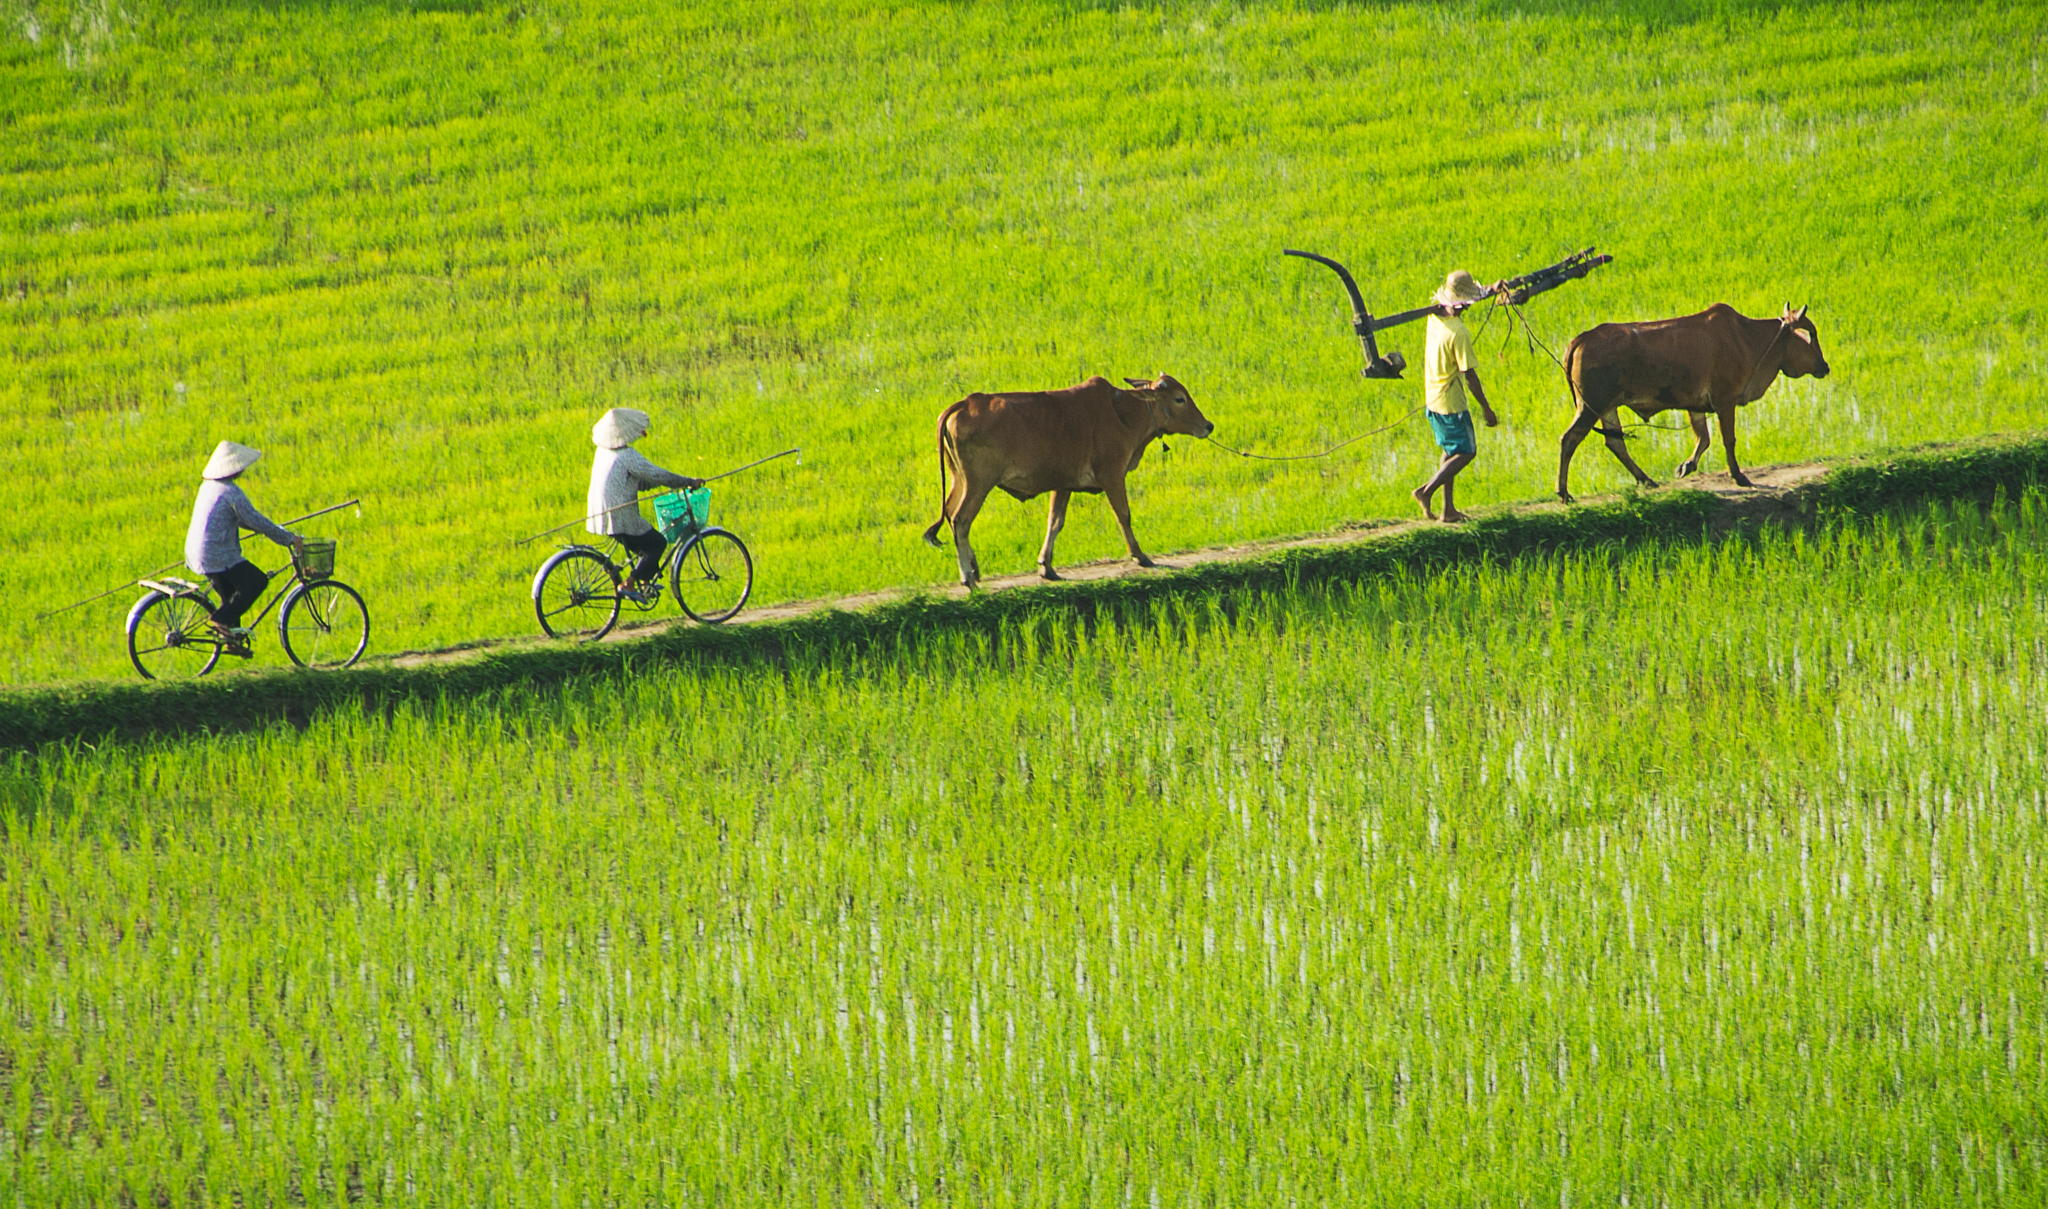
[6,2,2046,1202]
[4,0,2044,682]
[6,489,2047,1203]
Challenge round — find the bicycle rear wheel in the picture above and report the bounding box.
[279,579,370,669]
[534,547,622,640]
[126,590,223,680]
[668,528,753,624]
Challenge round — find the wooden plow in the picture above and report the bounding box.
[1284,246,1613,379]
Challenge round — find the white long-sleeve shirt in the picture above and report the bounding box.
[587,446,692,536]
[185,480,297,574]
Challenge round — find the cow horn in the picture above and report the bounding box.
[1793,304,1808,321]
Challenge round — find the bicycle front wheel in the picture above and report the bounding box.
[126,590,223,680]
[669,528,753,624]
[534,547,622,640]
[279,579,370,669]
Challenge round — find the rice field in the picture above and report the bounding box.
[6,488,2046,1204]
[3,0,2045,683]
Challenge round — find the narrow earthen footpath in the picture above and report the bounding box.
[387,461,1830,670]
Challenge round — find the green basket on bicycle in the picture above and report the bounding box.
[653,486,710,541]
[297,537,337,579]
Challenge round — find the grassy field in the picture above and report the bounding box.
[3,0,2044,683]
[6,487,2046,1203]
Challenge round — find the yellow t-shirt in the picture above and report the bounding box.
[1424,312,1475,415]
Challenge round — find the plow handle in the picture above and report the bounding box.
[1284,249,1404,377]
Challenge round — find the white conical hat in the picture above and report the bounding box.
[202,440,263,480]
[592,408,651,449]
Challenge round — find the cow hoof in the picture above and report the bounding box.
[1134,556,1156,569]
[1636,478,1660,489]
[1732,474,1753,488]
[1038,566,1062,581]
[1675,462,1697,478]
[1558,491,1576,505]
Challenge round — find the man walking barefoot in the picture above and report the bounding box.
[1413,269,1500,523]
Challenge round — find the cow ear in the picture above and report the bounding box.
[1123,378,1149,389]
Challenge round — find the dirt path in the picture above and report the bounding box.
[386,461,1831,670]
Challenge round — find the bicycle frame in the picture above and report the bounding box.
[557,528,732,597]
[234,561,305,630]
[141,550,316,631]
[562,532,700,580]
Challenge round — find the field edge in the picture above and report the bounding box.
[5,431,2043,754]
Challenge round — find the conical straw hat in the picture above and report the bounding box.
[202,440,263,480]
[592,408,651,449]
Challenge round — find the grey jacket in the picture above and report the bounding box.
[587,447,692,536]
[185,480,297,574]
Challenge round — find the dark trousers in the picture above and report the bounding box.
[616,530,667,582]
[205,560,269,628]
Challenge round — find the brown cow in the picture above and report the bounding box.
[1557,303,1830,503]
[921,375,1214,588]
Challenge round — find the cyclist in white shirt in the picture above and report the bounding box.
[588,408,703,601]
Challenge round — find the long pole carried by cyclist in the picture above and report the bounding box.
[39,496,363,620]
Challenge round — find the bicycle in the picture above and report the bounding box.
[531,485,754,641]
[124,537,372,680]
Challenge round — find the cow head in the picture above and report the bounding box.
[1780,304,1830,379]
[1123,375,1215,438]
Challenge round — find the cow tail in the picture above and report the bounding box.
[922,405,957,547]
[1561,337,1582,409]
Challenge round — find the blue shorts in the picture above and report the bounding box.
[1428,410,1477,457]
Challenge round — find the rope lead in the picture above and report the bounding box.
[1203,407,1424,462]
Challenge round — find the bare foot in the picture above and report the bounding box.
[1440,508,1469,524]
[1412,486,1436,520]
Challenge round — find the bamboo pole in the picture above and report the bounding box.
[38,498,363,619]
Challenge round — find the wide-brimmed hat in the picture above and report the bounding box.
[1432,269,1491,309]
[202,440,263,480]
[592,407,651,449]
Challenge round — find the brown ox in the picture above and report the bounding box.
[1558,303,1830,503]
[921,375,1214,588]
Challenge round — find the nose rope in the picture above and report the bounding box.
[1731,317,1793,405]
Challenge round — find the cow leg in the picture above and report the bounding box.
[1598,408,1658,489]
[949,480,997,589]
[1557,405,1601,503]
[1676,411,1711,478]
[1103,477,1154,568]
[1036,490,1071,580]
[1719,405,1750,487]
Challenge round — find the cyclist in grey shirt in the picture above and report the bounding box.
[185,441,301,647]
